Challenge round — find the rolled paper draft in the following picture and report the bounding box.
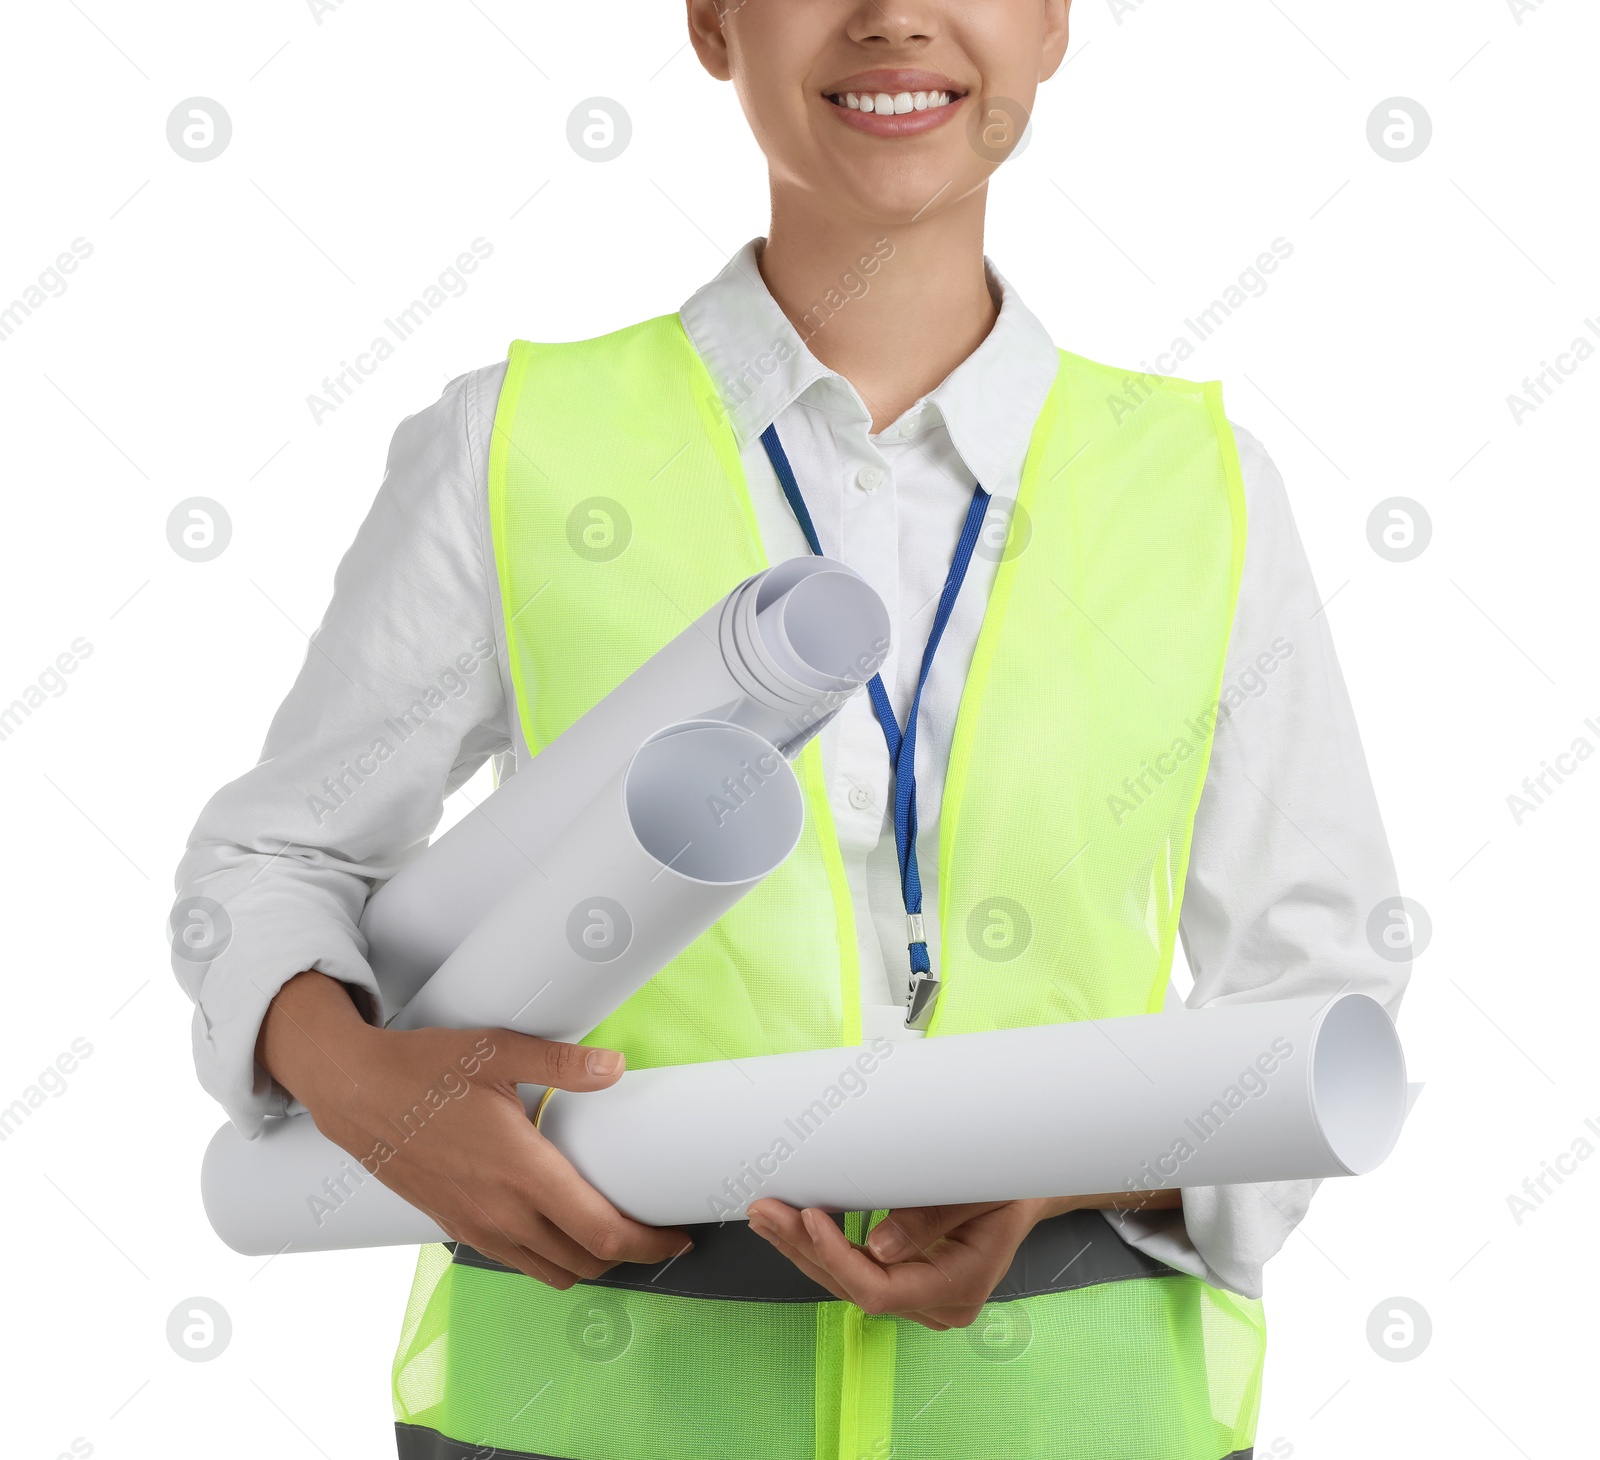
[537,993,1409,1226]
[204,993,1410,1254]
[202,720,804,1257]
[202,1114,450,1255]
[391,720,806,1079]
[360,556,890,1010]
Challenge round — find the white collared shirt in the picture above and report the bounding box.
[681,245,1066,1044]
[174,242,1408,1297]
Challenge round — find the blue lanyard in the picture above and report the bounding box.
[760,424,990,1028]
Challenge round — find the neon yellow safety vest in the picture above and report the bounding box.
[391,315,1263,1460]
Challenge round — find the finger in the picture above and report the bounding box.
[746,1216,855,1304]
[751,1213,989,1325]
[479,1031,628,1093]
[747,1197,800,1226]
[495,1206,635,1282]
[801,1207,977,1315]
[436,1172,593,1286]
[466,1230,583,1289]
[904,1303,987,1329]
[748,1214,965,1325]
[429,1180,580,1288]
[345,1129,600,1283]
[522,1137,694,1266]
[456,1206,598,1287]
[866,1203,1008,1263]
[747,1200,826,1270]
[871,1207,1035,1321]
[748,1202,865,1289]
[747,1200,816,1255]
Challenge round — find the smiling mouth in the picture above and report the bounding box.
[826,88,964,116]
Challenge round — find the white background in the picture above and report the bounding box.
[1,1,1595,1456]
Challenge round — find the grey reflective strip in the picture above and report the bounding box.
[988,1208,1175,1299]
[447,1212,849,1302]
[396,1422,565,1458]
[450,1208,1177,1303]
[396,1423,1252,1460]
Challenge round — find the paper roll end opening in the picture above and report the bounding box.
[754,556,852,612]
[1311,994,1408,1174]
[626,724,804,884]
[779,572,891,687]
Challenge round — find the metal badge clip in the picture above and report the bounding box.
[905,972,940,1029]
[904,916,938,1027]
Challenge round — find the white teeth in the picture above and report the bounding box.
[834,88,958,114]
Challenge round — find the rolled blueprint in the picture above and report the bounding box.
[204,993,1409,1253]
[361,557,891,1010]
[203,1115,451,1253]
[538,992,1409,1225]
[392,720,805,1054]
[202,720,804,1257]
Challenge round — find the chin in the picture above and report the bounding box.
[820,162,985,226]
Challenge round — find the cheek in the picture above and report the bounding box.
[727,57,813,184]
[957,4,1048,118]
[725,11,818,134]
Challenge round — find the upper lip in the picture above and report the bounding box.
[821,69,968,98]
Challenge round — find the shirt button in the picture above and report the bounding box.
[848,784,875,811]
[855,466,883,493]
[897,417,918,438]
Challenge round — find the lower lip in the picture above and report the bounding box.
[826,97,966,138]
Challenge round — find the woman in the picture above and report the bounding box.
[176,3,1407,1456]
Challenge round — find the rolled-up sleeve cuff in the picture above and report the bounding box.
[181,889,383,1138]
[1102,1178,1321,1299]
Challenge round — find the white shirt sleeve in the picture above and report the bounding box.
[1106,423,1411,1298]
[174,364,1409,1305]
[171,362,512,1137]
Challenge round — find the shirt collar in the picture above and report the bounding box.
[679,239,1060,494]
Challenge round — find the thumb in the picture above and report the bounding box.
[476,1030,627,1092]
[867,1203,1006,1263]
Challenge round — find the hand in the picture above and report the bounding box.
[258,971,691,1288]
[747,1198,1054,1329]
[747,1189,1180,1330]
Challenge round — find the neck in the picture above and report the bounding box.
[758,184,997,433]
